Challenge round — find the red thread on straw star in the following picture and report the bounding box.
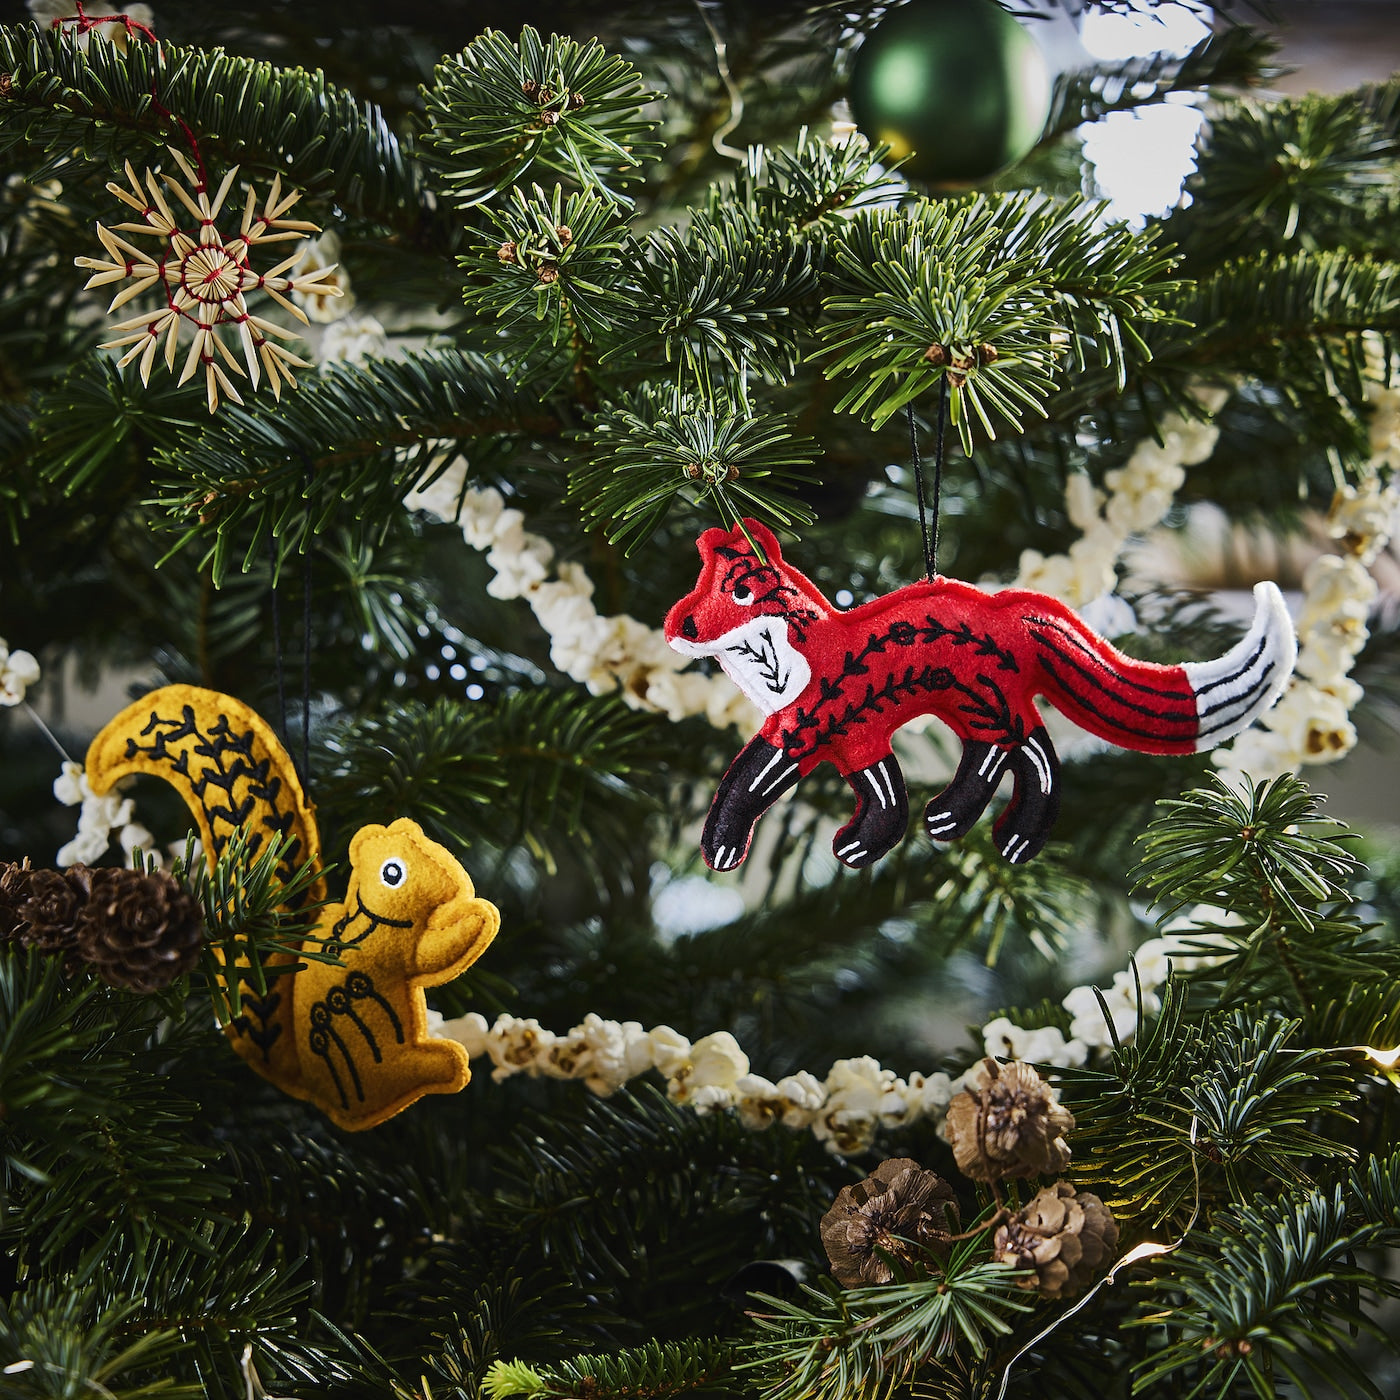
[74,149,344,412]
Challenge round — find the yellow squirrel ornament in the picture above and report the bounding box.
[84,684,499,1131]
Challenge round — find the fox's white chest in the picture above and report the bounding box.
[669,616,810,715]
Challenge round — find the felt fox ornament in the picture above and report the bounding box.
[84,685,499,1130]
[665,520,1295,871]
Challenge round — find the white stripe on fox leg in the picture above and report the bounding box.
[876,760,897,804]
[748,748,784,792]
[761,763,798,796]
[978,748,1004,781]
[1024,737,1053,795]
[864,770,888,809]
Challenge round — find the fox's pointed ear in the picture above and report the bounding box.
[696,525,734,558]
[737,517,784,564]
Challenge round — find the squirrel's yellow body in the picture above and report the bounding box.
[84,685,499,1130]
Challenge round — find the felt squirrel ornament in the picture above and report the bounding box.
[84,685,499,1130]
[665,520,1295,871]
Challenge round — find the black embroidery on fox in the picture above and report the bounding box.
[726,624,792,695]
[777,616,1025,761]
[125,702,303,876]
[714,545,819,640]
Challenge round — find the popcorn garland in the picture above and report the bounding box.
[75,150,344,413]
[404,465,759,729]
[1210,476,1397,787]
[433,906,1237,1156]
[0,637,41,708]
[1013,384,1231,606]
[51,759,170,869]
[436,1009,953,1155]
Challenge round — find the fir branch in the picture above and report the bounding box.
[394,1273,590,1400]
[605,205,819,385]
[317,692,664,877]
[0,26,416,216]
[484,1338,737,1400]
[573,387,818,553]
[820,194,1178,441]
[1132,1185,1400,1399]
[141,348,556,583]
[704,127,898,230]
[1158,251,1400,415]
[421,27,663,209]
[0,1283,193,1400]
[1174,83,1400,264]
[1062,995,1356,1221]
[0,947,227,1263]
[30,357,201,497]
[460,182,628,365]
[1041,26,1279,144]
[1348,1147,1400,1229]
[1133,774,1358,931]
[741,1246,1034,1400]
[103,1222,353,1400]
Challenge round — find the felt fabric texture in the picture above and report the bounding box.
[664,520,1295,871]
[85,685,500,1130]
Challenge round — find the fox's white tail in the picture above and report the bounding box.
[1182,582,1296,751]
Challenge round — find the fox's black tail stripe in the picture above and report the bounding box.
[1037,656,1198,743]
[1025,617,1192,700]
[1190,631,1271,698]
[1029,628,1197,729]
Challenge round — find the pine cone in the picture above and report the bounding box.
[819,1156,961,1287]
[0,858,35,941]
[993,1182,1118,1298]
[74,867,204,993]
[15,864,95,959]
[944,1058,1075,1182]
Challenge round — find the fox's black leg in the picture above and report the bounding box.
[832,754,909,868]
[923,739,1010,844]
[991,725,1061,865]
[702,737,801,872]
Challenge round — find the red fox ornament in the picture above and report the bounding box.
[664,520,1295,871]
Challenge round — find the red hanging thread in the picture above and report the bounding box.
[49,3,208,189]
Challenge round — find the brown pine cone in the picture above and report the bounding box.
[74,867,204,993]
[944,1059,1075,1182]
[15,864,96,959]
[819,1157,961,1287]
[993,1182,1119,1298]
[0,858,35,941]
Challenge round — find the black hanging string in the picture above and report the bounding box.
[907,373,950,580]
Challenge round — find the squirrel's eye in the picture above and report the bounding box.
[380,858,407,888]
[732,583,755,606]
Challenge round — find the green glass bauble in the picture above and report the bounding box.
[849,0,1052,184]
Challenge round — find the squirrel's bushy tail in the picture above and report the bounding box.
[85,683,321,1087]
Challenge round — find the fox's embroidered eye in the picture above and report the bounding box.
[732,583,755,606]
[380,858,407,888]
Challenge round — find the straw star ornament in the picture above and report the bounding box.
[74,149,344,412]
